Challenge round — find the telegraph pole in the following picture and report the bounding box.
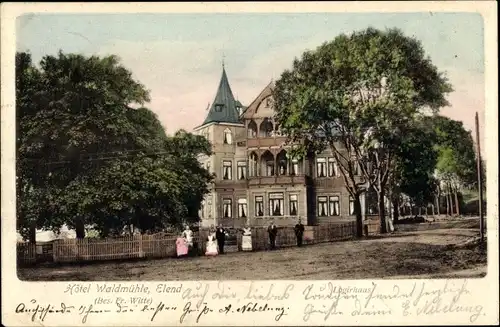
[475,112,484,242]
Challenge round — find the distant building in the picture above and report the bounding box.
[193,65,374,228]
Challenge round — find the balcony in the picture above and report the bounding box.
[215,179,248,190]
[248,174,307,186]
[313,177,346,189]
[246,136,288,148]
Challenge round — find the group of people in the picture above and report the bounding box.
[267,219,305,249]
[175,219,306,257]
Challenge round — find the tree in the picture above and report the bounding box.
[16,51,212,239]
[427,115,478,216]
[389,119,439,221]
[16,52,47,242]
[273,28,452,235]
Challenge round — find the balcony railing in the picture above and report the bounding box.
[246,136,289,148]
[248,174,307,186]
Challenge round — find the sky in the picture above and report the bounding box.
[16,12,485,142]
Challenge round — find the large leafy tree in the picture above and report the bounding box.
[16,51,212,240]
[273,28,452,235]
[389,119,439,220]
[426,115,478,215]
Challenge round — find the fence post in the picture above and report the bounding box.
[53,240,58,263]
[152,234,155,258]
[139,235,144,258]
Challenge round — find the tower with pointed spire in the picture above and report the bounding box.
[200,65,242,126]
[194,63,248,228]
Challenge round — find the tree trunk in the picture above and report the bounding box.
[454,188,461,216]
[392,198,400,223]
[354,194,363,238]
[378,190,387,234]
[431,203,435,216]
[29,219,37,243]
[418,206,422,216]
[435,194,440,216]
[449,192,454,216]
[75,217,85,239]
[445,193,452,216]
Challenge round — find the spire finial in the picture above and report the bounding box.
[222,52,225,69]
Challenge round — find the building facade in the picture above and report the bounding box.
[193,66,370,228]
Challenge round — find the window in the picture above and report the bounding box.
[318,196,328,217]
[278,160,287,175]
[255,196,264,216]
[289,194,298,216]
[248,121,257,138]
[349,196,356,215]
[222,161,232,180]
[249,154,258,177]
[223,128,233,144]
[269,193,284,216]
[215,104,223,112]
[266,161,275,176]
[265,97,272,107]
[329,196,340,216]
[238,199,247,218]
[328,158,338,177]
[261,120,274,137]
[291,159,300,175]
[237,161,247,180]
[275,124,282,137]
[206,162,211,173]
[317,158,327,177]
[223,198,232,218]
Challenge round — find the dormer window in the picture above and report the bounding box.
[215,104,224,112]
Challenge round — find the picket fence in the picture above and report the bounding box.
[18,221,357,265]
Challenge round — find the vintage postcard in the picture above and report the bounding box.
[1,1,498,326]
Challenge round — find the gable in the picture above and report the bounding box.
[242,81,274,119]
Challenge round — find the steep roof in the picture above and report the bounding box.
[201,66,242,126]
[241,80,274,119]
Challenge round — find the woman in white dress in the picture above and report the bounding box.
[182,225,194,247]
[241,224,253,251]
[205,226,218,256]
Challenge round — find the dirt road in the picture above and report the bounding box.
[18,226,486,281]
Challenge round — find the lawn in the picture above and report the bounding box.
[18,220,487,281]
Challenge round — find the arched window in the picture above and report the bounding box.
[223,128,233,144]
[247,120,257,138]
[277,150,287,175]
[261,151,275,176]
[259,118,274,138]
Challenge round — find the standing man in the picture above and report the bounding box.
[267,221,278,250]
[216,224,227,254]
[294,219,305,247]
